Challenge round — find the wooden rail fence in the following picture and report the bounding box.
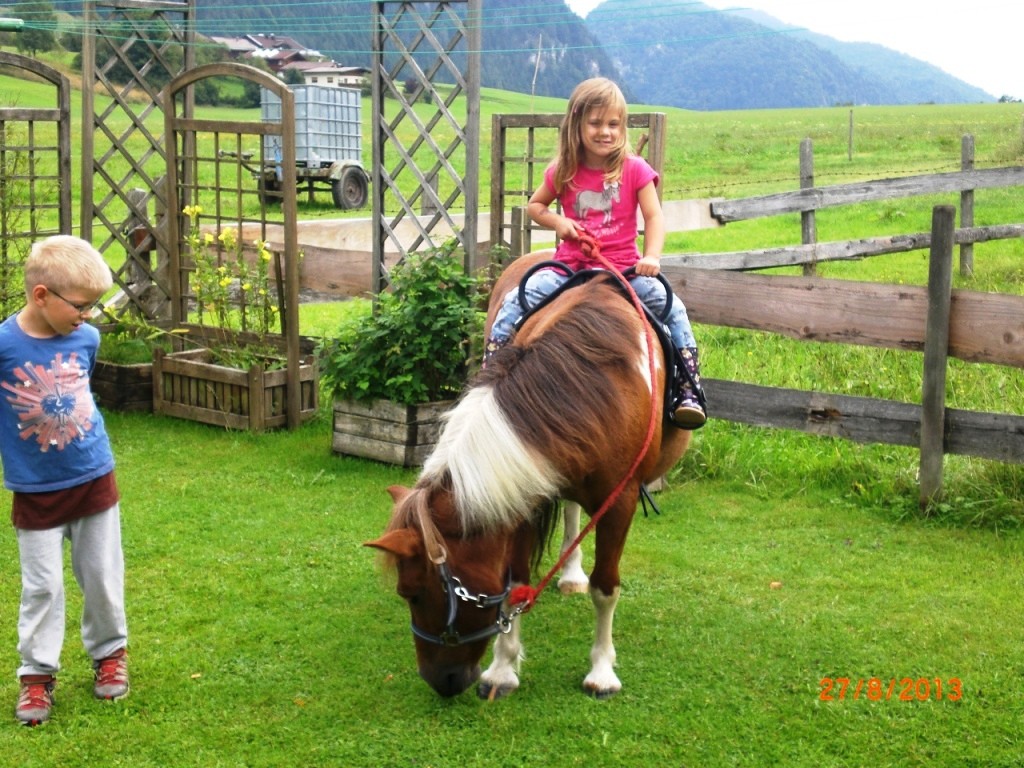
[656,154,1024,507]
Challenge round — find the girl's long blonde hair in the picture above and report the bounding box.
[552,77,633,193]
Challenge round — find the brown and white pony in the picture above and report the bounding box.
[366,251,691,698]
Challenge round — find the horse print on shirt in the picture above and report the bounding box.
[573,182,620,226]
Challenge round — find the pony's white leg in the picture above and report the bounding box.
[583,586,621,697]
[478,609,523,700]
[557,502,589,595]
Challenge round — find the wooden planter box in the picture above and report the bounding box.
[332,398,454,467]
[92,359,154,413]
[153,348,319,431]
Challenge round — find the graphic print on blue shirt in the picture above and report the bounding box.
[2,352,94,452]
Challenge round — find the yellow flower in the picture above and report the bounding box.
[184,208,278,344]
[218,228,238,249]
[254,239,272,261]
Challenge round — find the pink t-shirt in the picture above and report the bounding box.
[545,155,659,272]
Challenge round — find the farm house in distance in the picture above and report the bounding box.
[292,63,369,90]
[209,33,369,89]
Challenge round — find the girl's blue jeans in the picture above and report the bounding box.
[490,267,697,350]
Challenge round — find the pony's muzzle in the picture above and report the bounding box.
[420,662,481,697]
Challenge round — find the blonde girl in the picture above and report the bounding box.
[486,77,705,428]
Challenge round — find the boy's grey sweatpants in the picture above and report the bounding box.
[15,503,127,678]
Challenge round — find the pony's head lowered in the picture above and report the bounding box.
[366,483,548,697]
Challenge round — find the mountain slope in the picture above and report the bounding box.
[584,0,990,109]
[196,0,617,100]
[50,0,995,108]
[800,35,992,105]
[477,0,619,99]
[725,6,992,104]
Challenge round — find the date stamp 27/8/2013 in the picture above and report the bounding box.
[819,677,963,702]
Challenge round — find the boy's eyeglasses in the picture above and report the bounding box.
[47,287,103,316]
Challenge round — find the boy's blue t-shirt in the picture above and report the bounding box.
[0,313,115,493]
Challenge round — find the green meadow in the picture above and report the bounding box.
[1,61,1023,764]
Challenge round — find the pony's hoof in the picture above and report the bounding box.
[558,579,589,595]
[477,681,516,701]
[583,683,620,700]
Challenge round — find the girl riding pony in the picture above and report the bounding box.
[486,77,706,429]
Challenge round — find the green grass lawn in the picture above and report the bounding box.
[1,409,1022,766]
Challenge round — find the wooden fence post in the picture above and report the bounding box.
[800,138,816,276]
[919,205,956,509]
[510,206,527,260]
[847,109,854,161]
[960,134,975,276]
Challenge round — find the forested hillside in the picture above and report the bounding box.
[45,0,994,108]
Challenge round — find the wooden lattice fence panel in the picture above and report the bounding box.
[80,0,196,322]
[0,52,71,316]
[370,0,481,293]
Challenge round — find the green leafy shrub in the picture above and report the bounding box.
[319,242,485,405]
[96,318,174,364]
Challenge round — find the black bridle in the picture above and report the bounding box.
[410,561,514,647]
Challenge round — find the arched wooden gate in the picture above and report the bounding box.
[163,62,305,429]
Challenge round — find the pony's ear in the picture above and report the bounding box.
[364,527,421,558]
[387,485,412,504]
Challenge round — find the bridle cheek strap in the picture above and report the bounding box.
[410,563,514,647]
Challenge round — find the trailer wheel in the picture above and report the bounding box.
[332,167,369,210]
[258,176,281,206]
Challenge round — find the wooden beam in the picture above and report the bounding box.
[919,206,956,507]
[659,264,1024,368]
[711,166,1024,222]
[704,379,1024,465]
[662,224,1024,271]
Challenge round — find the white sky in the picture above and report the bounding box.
[565,0,1020,102]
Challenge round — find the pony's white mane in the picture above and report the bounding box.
[419,384,563,533]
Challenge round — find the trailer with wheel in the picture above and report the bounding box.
[258,84,370,210]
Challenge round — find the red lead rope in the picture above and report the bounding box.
[507,231,660,615]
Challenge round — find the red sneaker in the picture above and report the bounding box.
[93,649,129,700]
[16,675,55,726]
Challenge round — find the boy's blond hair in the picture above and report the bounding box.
[24,235,113,296]
[552,77,633,193]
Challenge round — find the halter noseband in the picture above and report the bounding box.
[410,561,514,647]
